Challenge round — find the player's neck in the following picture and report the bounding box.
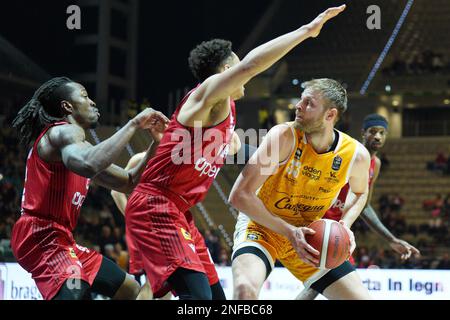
[306,127,336,154]
[364,144,378,158]
[67,116,85,131]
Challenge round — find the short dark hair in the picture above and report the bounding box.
[12,77,74,147]
[188,39,233,82]
[362,114,389,131]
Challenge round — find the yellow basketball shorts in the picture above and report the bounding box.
[232,213,329,288]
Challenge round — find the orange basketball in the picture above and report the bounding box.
[304,219,351,269]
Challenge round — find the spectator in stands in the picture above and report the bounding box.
[104,244,117,263]
[444,155,450,175]
[216,248,231,267]
[112,226,126,249]
[204,229,221,262]
[389,193,404,213]
[436,253,450,269]
[427,151,447,174]
[0,220,8,240]
[114,243,129,271]
[98,225,116,255]
[378,194,390,214]
[424,195,448,240]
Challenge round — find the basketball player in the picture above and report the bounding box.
[10,77,168,300]
[125,5,347,300]
[230,78,372,300]
[296,114,420,300]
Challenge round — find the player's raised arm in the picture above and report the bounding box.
[192,5,346,108]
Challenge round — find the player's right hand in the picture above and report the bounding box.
[132,108,170,130]
[305,5,346,38]
[339,220,356,255]
[288,227,320,266]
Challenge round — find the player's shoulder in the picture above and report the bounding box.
[263,122,296,147]
[268,122,295,137]
[47,123,85,147]
[354,141,371,164]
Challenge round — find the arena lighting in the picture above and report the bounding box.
[444,99,450,105]
[385,85,392,92]
[360,0,415,95]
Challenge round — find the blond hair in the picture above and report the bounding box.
[302,78,348,121]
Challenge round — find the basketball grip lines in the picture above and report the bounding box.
[319,220,333,269]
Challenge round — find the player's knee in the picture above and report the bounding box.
[234,280,258,300]
[115,274,140,300]
[53,280,91,300]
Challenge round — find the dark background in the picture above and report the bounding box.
[0,0,277,109]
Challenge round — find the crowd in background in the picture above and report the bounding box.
[352,190,450,269]
[1,106,449,270]
[382,50,449,77]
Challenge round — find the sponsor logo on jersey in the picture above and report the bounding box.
[71,192,86,210]
[181,228,192,241]
[325,172,340,184]
[319,187,331,193]
[75,244,90,254]
[301,166,322,181]
[274,196,325,215]
[194,157,221,178]
[69,248,78,259]
[298,194,320,201]
[246,233,259,241]
[294,148,303,160]
[332,155,343,171]
[331,199,345,211]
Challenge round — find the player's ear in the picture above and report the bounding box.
[61,100,73,115]
[326,108,338,122]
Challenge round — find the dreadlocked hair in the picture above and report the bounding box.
[12,77,73,147]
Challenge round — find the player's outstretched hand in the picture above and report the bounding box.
[390,238,421,260]
[306,4,346,38]
[132,108,170,131]
[288,227,320,266]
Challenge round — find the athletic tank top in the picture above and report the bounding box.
[20,122,91,230]
[257,124,359,227]
[135,88,236,209]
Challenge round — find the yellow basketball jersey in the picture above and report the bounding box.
[257,124,359,227]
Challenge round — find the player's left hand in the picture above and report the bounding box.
[390,238,421,260]
[339,220,356,255]
[306,5,347,38]
[148,114,169,142]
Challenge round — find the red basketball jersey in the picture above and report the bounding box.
[135,88,236,208]
[20,122,90,230]
[324,156,377,221]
